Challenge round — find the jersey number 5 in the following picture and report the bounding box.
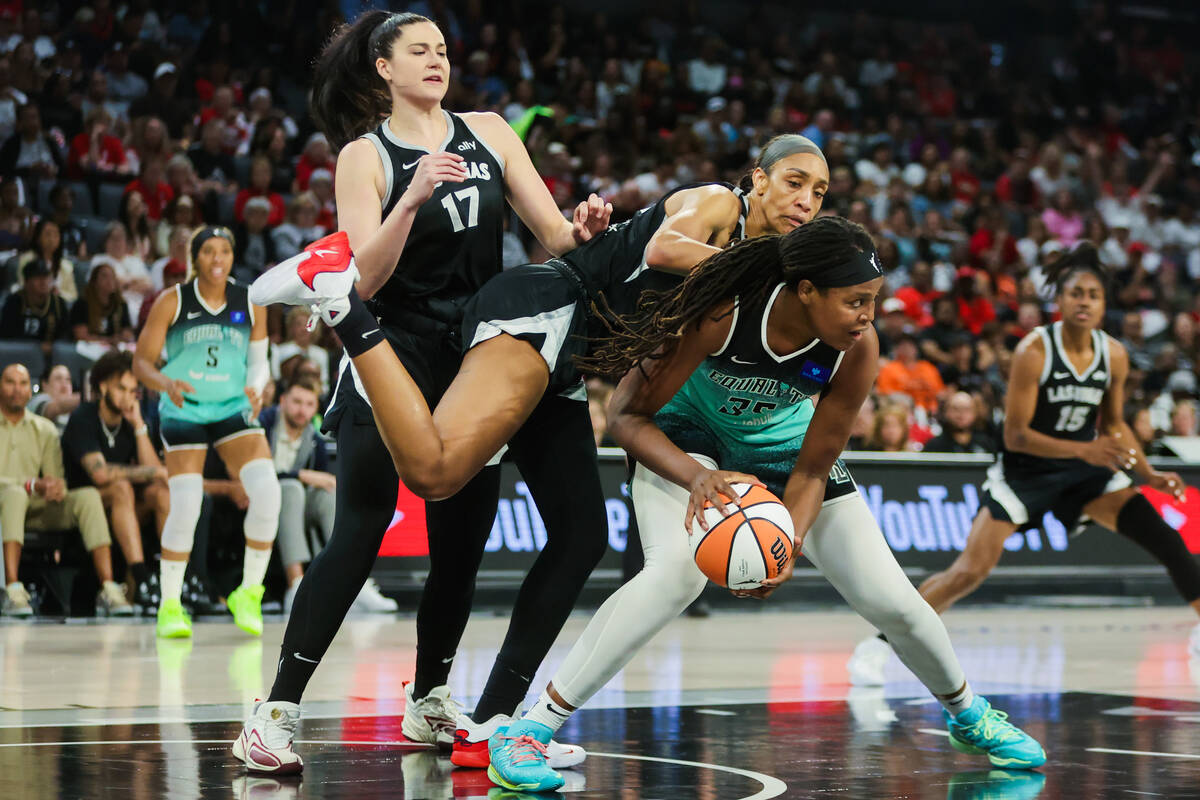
[441,186,480,232]
[1054,404,1088,432]
[206,345,219,368]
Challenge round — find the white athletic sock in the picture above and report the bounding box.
[939,683,976,717]
[241,546,272,588]
[160,559,187,603]
[523,689,574,735]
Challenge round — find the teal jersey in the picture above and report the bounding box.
[655,283,846,496]
[160,279,254,423]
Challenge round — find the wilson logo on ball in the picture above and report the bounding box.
[692,483,795,589]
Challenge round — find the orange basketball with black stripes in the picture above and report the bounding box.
[691,483,795,589]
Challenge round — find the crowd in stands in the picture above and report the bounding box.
[0,1,1199,614]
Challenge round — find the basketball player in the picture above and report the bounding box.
[233,9,607,775]
[849,242,1199,686]
[487,218,1045,792]
[242,132,831,772]
[133,226,279,639]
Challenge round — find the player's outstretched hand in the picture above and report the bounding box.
[684,469,765,535]
[401,152,468,210]
[1081,434,1133,471]
[572,193,612,244]
[1148,470,1187,501]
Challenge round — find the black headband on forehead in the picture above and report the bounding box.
[760,135,827,172]
[812,248,885,288]
[190,226,235,263]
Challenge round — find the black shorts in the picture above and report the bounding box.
[460,262,589,399]
[324,305,469,433]
[159,410,262,452]
[982,454,1132,532]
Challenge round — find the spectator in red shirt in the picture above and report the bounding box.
[969,206,1020,271]
[994,149,1040,211]
[67,108,129,179]
[308,168,336,231]
[294,132,335,193]
[948,147,979,204]
[123,160,174,221]
[234,156,285,227]
[894,259,940,327]
[952,265,997,335]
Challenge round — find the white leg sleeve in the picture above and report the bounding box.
[239,458,281,544]
[161,473,203,553]
[551,458,712,708]
[803,494,965,695]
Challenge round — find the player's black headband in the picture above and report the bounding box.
[189,226,235,264]
[812,248,885,288]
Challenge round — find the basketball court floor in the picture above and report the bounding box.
[3,605,1199,799]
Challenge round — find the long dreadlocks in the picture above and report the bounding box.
[576,215,876,380]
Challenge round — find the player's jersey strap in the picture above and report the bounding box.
[363,111,507,323]
[1003,321,1111,474]
[160,279,253,422]
[658,282,844,446]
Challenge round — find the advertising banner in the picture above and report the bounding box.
[379,452,1200,574]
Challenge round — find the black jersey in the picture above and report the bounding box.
[360,111,506,324]
[560,182,744,325]
[1002,321,1112,475]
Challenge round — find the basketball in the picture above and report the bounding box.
[691,483,795,589]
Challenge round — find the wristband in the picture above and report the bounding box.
[134,425,148,437]
[24,479,34,495]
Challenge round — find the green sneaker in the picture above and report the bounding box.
[227,584,265,636]
[156,598,193,639]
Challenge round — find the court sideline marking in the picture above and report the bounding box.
[0,739,788,799]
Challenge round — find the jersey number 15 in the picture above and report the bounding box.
[1054,404,1089,432]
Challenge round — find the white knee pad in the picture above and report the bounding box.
[239,458,281,544]
[161,473,204,552]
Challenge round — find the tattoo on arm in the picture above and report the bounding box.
[107,464,161,483]
[82,453,108,483]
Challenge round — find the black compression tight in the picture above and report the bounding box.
[268,417,501,704]
[1115,493,1200,603]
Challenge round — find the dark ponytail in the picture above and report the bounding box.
[311,11,433,149]
[576,216,874,379]
[1044,239,1109,298]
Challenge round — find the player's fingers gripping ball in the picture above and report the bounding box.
[690,483,794,589]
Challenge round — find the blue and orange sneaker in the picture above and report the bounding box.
[486,719,564,793]
[944,697,1046,769]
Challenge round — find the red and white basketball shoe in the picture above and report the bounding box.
[232,699,304,775]
[401,682,462,747]
[451,712,586,769]
[248,231,359,312]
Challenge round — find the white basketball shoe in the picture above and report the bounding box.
[847,635,892,687]
[402,683,463,746]
[233,699,304,774]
